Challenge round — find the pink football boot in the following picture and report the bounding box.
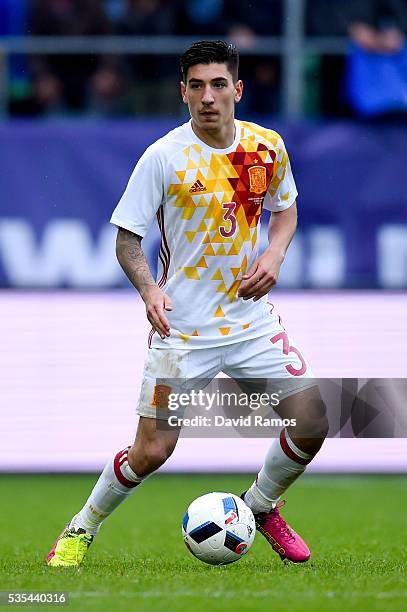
[249,498,311,563]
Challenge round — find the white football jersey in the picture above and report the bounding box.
[111,119,297,349]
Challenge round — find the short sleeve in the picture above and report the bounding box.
[110,146,164,237]
[263,136,298,212]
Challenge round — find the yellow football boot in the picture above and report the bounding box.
[47,526,94,567]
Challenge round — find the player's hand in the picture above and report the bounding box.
[142,285,172,339]
[238,251,283,301]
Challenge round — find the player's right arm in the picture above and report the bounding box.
[116,228,172,339]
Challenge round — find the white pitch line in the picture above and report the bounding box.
[68,589,407,600]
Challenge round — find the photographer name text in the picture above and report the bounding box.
[167,415,296,428]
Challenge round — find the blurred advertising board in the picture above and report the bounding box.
[0,120,406,289]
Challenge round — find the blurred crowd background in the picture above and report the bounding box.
[1,0,407,119]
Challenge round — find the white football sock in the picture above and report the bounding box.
[70,447,144,535]
[245,429,313,513]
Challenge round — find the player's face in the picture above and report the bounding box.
[181,63,243,133]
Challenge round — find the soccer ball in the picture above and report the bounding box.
[182,492,256,565]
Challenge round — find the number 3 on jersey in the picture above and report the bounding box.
[220,202,237,238]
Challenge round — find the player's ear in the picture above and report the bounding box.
[180,81,187,103]
[234,79,243,103]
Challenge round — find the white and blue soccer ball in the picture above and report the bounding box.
[182,492,256,565]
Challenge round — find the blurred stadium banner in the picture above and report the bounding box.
[0,120,407,289]
[1,291,406,473]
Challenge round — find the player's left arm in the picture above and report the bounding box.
[238,202,297,301]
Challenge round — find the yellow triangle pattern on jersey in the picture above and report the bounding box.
[227,280,241,303]
[196,257,208,268]
[186,157,197,169]
[214,305,225,317]
[176,170,186,182]
[216,282,228,293]
[165,127,287,330]
[184,267,200,280]
[227,242,240,255]
[218,327,231,336]
[211,268,223,281]
[203,244,216,256]
[181,203,197,220]
[242,255,248,274]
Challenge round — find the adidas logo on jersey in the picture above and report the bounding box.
[189,180,207,193]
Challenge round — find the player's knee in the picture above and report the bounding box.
[295,398,329,439]
[130,438,172,475]
[147,440,171,468]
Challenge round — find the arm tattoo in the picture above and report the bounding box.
[116,228,155,296]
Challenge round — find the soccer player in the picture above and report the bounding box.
[47,41,328,567]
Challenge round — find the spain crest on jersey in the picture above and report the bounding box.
[248,165,267,194]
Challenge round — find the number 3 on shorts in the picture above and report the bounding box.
[220,202,237,238]
[270,331,307,376]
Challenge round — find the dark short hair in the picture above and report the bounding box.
[180,40,239,83]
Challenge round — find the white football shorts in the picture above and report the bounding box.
[137,309,316,420]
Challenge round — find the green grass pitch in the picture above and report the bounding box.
[1,474,406,611]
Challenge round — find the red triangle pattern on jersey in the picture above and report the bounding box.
[226,143,276,229]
